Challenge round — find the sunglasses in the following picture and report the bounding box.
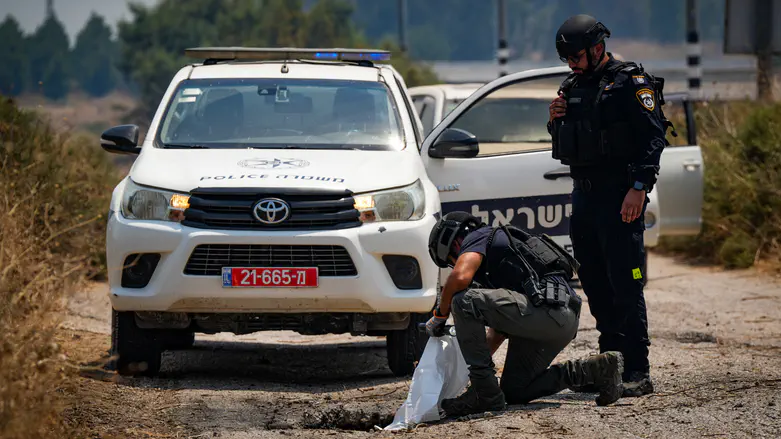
[560,49,587,64]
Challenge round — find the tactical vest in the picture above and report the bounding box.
[482,224,581,308]
[551,62,666,167]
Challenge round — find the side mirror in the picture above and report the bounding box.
[428,127,479,159]
[101,125,141,155]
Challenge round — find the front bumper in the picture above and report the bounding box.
[106,212,439,314]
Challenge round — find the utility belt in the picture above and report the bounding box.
[573,177,626,192]
[519,274,581,313]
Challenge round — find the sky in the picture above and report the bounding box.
[0,0,160,42]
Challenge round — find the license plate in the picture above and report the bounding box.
[222,267,319,288]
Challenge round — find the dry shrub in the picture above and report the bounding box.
[0,96,119,438]
[657,99,781,269]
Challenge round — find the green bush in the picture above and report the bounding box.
[657,100,781,269]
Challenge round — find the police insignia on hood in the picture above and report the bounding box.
[238,158,310,169]
[635,88,655,111]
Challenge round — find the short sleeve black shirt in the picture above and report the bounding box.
[458,226,512,288]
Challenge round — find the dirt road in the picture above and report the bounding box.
[60,253,781,439]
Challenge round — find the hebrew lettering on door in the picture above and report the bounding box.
[442,193,573,237]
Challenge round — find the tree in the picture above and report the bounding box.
[0,17,29,96]
[71,13,117,97]
[27,13,70,99]
[118,0,439,119]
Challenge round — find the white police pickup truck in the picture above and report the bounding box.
[100,49,702,378]
[409,75,704,256]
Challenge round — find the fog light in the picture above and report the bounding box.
[122,253,161,288]
[644,211,657,229]
[382,255,422,290]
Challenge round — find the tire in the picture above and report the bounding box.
[109,310,163,377]
[163,330,195,350]
[386,313,430,377]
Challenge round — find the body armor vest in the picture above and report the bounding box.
[551,63,640,167]
[483,225,580,308]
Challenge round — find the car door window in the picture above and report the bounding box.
[414,96,437,135]
[445,76,564,157]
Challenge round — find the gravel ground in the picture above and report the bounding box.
[60,252,781,439]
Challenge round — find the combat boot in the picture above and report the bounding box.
[622,371,654,397]
[441,375,506,418]
[565,351,624,406]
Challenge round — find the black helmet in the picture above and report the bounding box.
[428,211,484,268]
[555,14,610,63]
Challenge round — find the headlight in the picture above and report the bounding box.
[353,179,426,222]
[120,179,190,222]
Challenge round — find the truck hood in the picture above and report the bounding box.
[129,148,424,194]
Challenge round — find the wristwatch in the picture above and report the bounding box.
[632,181,649,192]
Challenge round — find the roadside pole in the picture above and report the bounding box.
[398,0,408,54]
[755,0,773,101]
[686,0,702,99]
[497,0,508,77]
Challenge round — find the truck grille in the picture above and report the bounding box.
[181,187,361,231]
[183,244,358,277]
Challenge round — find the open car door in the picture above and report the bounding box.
[420,66,578,253]
[656,92,704,236]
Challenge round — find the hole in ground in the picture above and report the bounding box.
[301,405,395,431]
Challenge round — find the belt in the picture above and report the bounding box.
[573,178,626,192]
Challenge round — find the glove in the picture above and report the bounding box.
[425,309,448,338]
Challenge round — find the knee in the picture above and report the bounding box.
[450,290,470,318]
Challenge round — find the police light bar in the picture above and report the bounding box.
[185,47,391,62]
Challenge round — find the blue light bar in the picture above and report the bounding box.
[185,47,391,63]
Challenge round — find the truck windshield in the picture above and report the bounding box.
[157,78,404,151]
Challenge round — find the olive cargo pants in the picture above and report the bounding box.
[450,285,581,404]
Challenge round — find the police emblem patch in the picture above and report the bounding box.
[635,88,655,111]
[632,75,647,85]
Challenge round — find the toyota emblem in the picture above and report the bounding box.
[252,198,291,224]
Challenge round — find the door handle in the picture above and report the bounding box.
[544,167,571,180]
[682,159,701,171]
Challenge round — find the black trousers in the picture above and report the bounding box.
[569,182,651,375]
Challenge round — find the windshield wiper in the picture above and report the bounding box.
[162,143,210,149]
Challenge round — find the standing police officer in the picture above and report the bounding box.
[548,14,672,397]
[425,211,624,417]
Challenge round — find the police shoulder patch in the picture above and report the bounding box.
[635,88,655,111]
[632,75,648,85]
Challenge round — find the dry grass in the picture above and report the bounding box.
[657,99,781,270]
[0,96,120,438]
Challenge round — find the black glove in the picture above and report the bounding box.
[425,309,448,337]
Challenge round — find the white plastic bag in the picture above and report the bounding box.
[383,330,470,431]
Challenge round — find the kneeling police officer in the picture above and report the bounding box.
[548,15,672,397]
[425,211,624,417]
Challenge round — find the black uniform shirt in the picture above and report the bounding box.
[561,54,669,189]
[457,226,512,288]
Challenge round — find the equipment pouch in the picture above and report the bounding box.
[556,122,578,163]
[542,276,568,307]
[524,236,561,267]
[522,277,545,307]
[539,233,581,277]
